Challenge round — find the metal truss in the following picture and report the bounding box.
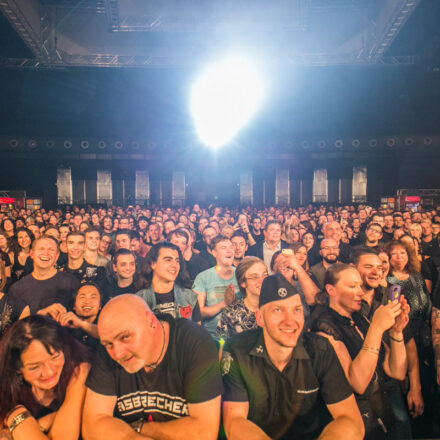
[0,53,417,69]
[0,0,47,61]
[368,0,421,62]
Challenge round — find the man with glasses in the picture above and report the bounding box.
[363,223,383,250]
[308,238,340,290]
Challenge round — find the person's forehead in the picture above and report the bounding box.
[77,285,100,296]
[358,254,381,266]
[68,235,84,243]
[231,236,246,244]
[321,239,337,247]
[264,294,303,309]
[35,238,57,250]
[116,234,130,241]
[267,224,280,230]
[158,247,179,259]
[117,254,135,263]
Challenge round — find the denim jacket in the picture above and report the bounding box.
[136,284,198,320]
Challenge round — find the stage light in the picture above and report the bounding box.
[190,56,264,149]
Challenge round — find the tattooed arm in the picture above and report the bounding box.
[431,306,440,385]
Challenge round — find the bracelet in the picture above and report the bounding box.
[362,344,380,355]
[9,410,31,433]
[130,419,144,433]
[389,334,404,343]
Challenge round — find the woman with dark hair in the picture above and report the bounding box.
[0,315,90,439]
[1,218,15,238]
[12,227,35,280]
[136,242,200,322]
[0,230,13,280]
[386,240,435,435]
[302,231,320,266]
[216,256,267,340]
[310,263,409,439]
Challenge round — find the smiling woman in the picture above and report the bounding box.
[0,315,90,439]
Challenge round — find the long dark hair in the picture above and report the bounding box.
[135,241,191,290]
[0,315,90,422]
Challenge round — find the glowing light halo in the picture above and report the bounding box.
[190,56,265,149]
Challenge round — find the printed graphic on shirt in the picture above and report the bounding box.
[116,390,189,419]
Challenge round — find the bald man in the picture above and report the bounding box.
[322,221,352,263]
[83,294,222,439]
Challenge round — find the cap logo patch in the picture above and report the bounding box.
[278,287,287,297]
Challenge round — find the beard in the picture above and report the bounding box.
[323,254,338,264]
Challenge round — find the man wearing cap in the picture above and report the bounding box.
[221,273,364,440]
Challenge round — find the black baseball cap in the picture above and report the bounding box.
[259,273,299,308]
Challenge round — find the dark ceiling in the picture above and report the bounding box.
[0,0,440,141]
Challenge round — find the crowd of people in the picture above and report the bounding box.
[0,202,440,439]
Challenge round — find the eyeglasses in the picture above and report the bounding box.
[245,273,268,281]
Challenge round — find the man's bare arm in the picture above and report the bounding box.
[140,396,221,440]
[222,401,270,440]
[82,389,144,440]
[321,395,364,440]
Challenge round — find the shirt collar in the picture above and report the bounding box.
[263,241,281,251]
[249,329,310,363]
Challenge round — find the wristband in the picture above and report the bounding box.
[389,334,404,343]
[362,344,379,355]
[9,410,31,433]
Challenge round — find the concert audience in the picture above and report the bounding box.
[1,202,440,438]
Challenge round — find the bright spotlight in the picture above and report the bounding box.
[190,57,264,149]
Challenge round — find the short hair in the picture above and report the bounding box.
[130,230,141,241]
[167,228,189,243]
[112,248,136,265]
[147,223,160,231]
[31,234,59,252]
[264,220,281,231]
[231,231,247,241]
[115,228,131,239]
[209,235,231,251]
[44,225,59,234]
[84,227,102,237]
[366,222,382,231]
[66,231,85,241]
[350,246,379,266]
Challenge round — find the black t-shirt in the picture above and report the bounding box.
[61,260,106,290]
[86,316,222,423]
[185,253,210,282]
[222,329,352,440]
[8,271,79,321]
[0,250,11,267]
[154,289,201,322]
[250,231,264,244]
[421,238,439,259]
[104,280,136,302]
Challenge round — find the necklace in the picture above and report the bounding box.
[146,321,166,370]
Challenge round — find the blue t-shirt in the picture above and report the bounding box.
[192,267,239,338]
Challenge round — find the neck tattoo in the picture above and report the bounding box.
[146,321,166,369]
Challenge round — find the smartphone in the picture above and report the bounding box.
[281,249,293,256]
[387,285,401,303]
